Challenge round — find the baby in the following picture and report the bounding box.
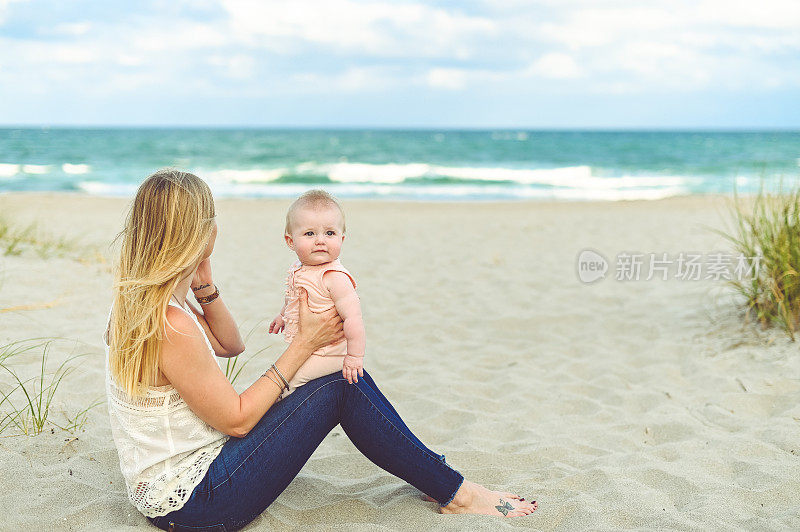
[268,190,365,399]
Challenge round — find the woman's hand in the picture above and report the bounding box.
[295,288,344,353]
[192,258,213,289]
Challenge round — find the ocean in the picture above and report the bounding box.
[1,128,798,201]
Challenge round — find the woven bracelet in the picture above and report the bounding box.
[196,286,220,305]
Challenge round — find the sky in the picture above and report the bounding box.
[0,0,798,129]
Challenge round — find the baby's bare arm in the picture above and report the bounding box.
[269,293,291,334]
[324,271,365,356]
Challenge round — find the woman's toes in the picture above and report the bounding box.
[519,500,536,512]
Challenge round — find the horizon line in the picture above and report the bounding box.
[1,124,799,133]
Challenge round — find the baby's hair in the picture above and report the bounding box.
[285,189,346,234]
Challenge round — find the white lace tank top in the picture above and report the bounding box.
[104,298,229,518]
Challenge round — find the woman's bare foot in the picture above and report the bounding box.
[434,480,538,517]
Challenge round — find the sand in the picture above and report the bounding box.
[0,193,798,531]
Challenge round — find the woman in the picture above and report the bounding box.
[104,169,537,531]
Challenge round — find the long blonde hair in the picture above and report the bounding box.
[109,169,216,397]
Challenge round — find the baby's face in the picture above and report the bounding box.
[285,205,345,266]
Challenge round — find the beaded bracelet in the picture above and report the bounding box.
[196,286,220,305]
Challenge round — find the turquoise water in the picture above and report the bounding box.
[1,128,798,200]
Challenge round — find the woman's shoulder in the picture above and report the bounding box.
[164,306,204,346]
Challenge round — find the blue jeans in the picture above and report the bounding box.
[147,370,465,531]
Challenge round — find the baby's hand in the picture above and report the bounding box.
[268,315,285,334]
[342,354,364,384]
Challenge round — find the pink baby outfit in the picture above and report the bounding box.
[280,258,357,399]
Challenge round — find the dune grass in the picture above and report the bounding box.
[224,319,270,386]
[0,297,64,313]
[0,216,79,258]
[715,180,800,340]
[224,349,262,387]
[0,339,101,436]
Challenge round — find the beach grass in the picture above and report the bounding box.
[0,216,77,258]
[0,339,99,436]
[55,396,104,433]
[224,349,262,387]
[0,214,104,261]
[224,319,269,386]
[716,180,800,340]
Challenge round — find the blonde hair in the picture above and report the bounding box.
[285,189,345,234]
[108,169,216,397]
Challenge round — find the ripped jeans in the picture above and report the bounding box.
[148,370,465,531]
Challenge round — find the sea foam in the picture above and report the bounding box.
[322,162,687,189]
[203,168,287,183]
[62,163,90,174]
[326,162,430,184]
[22,164,51,175]
[0,164,20,178]
[77,182,138,196]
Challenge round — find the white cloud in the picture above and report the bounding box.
[51,22,92,36]
[423,56,583,91]
[694,0,800,30]
[208,54,255,80]
[492,0,800,91]
[288,65,400,93]
[52,45,97,64]
[525,52,582,80]
[1,0,798,107]
[538,7,678,51]
[426,67,468,90]
[116,54,143,67]
[0,0,26,24]
[131,22,229,52]
[219,0,496,58]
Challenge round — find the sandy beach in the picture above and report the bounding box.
[1,193,798,531]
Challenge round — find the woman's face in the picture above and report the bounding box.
[201,220,218,260]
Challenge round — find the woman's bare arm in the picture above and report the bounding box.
[187,257,245,357]
[185,292,245,358]
[160,289,344,437]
